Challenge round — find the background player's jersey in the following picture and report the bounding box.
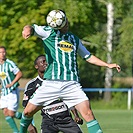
[22,75,43,107]
[41,99,83,133]
[0,59,20,96]
[41,99,71,123]
[32,24,91,82]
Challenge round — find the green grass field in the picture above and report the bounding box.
[0,109,132,133]
[0,91,133,132]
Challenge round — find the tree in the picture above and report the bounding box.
[0,0,52,77]
[104,2,114,101]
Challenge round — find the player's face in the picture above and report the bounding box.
[60,19,69,34]
[0,48,6,61]
[36,56,47,73]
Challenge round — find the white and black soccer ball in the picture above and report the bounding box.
[46,10,67,30]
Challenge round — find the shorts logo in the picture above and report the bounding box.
[57,40,73,52]
[42,102,68,115]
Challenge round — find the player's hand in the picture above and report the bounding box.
[6,83,13,88]
[22,25,33,39]
[108,64,121,72]
[28,124,37,133]
[115,64,121,72]
[74,117,83,125]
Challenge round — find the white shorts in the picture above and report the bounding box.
[29,80,88,108]
[0,89,19,111]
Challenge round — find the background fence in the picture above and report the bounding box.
[1,88,133,110]
[83,88,133,110]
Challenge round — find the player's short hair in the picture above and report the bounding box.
[34,55,46,65]
[0,46,6,50]
[58,9,66,15]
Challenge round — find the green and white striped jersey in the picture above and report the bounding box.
[33,24,91,82]
[0,59,20,96]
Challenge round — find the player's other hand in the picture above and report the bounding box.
[74,117,83,125]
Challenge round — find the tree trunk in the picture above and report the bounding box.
[104,2,114,101]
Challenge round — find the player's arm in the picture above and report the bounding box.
[6,70,22,88]
[22,24,51,39]
[78,39,121,72]
[86,55,121,72]
[22,78,41,107]
[70,107,83,125]
[22,81,34,107]
[22,90,31,107]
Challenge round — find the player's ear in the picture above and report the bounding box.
[35,65,38,69]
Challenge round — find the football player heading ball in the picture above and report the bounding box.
[20,9,121,133]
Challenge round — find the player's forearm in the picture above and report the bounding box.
[12,71,22,84]
[86,55,121,72]
[6,71,22,88]
[86,55,108,67]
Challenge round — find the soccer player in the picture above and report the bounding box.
[20,10,121,133]
[23,55,83,133]
[0,46,22,133]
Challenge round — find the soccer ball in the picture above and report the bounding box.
[46,10,67,30]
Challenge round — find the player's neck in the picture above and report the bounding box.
[0,59,5,64]
[38,72,44,79]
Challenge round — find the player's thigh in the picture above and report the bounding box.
[75,100,94,121]
[61,81,88,108]
[8,89,19,111]
[24,102,42,117]
[75,100,91,113]
[0,95,8,110]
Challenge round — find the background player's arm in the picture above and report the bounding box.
[70,107,83,125]
[6,71,22,88]
[22,81,35,107]
[22,90,32,107]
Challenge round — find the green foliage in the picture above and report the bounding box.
[0,0,50,77]
[111,92,127,109]
[114,16,133,77]
[78,57,105,88]
[112,80,132,88]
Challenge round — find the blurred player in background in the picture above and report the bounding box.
[0,46,22,133]
[20,10,121,133]
[23,55,83,133]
